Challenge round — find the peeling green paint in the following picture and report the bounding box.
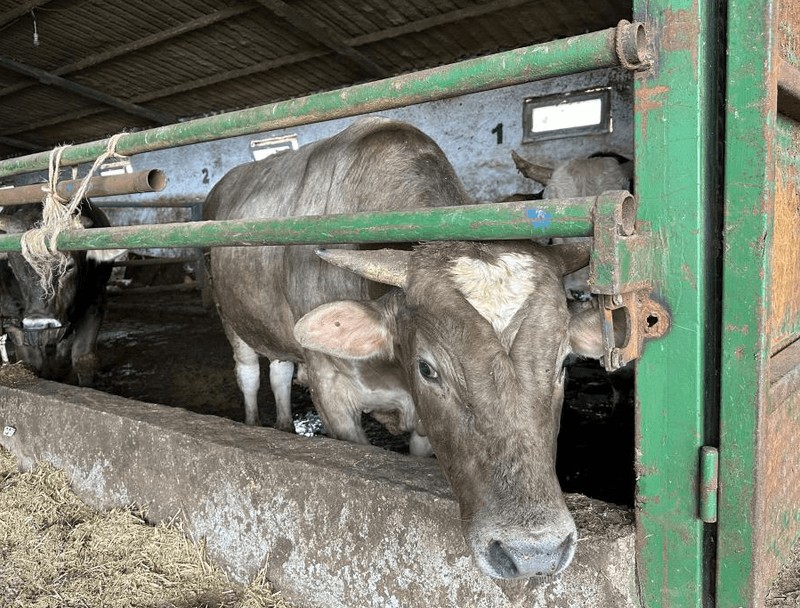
[632,0,716,605]
[716,0,776,604]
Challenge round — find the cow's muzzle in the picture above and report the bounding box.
[22,317,63,330]
[470,519,578,580]
[5,321,68,348]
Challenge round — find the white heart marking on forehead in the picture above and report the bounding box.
[449,253,539,335]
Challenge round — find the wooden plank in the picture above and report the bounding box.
[759,339,800,597]
[0,57,176,125]
[0,0,54,30]
[772,117,800,353]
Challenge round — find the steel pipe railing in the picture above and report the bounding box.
[0,169,166,206]
[95,197,202,208]
[0,22,648,180]
[0,198,602,252]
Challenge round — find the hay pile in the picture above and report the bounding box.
[0,447,294,608]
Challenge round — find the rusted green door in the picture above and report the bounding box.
[717,0,800,606]
[632,0,721,605]
[634,0,800,606]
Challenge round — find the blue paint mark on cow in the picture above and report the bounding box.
[526,208,553,231]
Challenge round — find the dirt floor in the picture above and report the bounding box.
[93,274,636,508]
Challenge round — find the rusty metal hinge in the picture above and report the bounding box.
[588,191,670,371]
[698,446,719,523]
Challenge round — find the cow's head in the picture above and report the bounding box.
[0,206,122,380]
[295,241,606,580]
[512,151,633,199]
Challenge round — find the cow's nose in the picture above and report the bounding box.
[481,530,577,579]
[23,317,62,330]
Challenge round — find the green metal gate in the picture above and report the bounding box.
[1,4,799,606]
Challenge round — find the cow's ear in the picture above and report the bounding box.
[547,242,591,275]
[294,300,393,360]
[568,305,604,359]
[569,303,628,360]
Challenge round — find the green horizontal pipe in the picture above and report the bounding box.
[0,23,645,179]
[0,199,595,252]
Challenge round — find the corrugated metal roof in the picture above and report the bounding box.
[0,0,630,160]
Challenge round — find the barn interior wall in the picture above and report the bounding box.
[6,68,632,258]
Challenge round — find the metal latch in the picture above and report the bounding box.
[589,191,670,371]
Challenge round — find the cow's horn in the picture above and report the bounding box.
[316,248,410,289]
[548,242,592,275]
[0,215,29,234]
[511,150,554,185]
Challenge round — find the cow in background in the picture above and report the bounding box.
[511,150,632,200]
[510,149,632,302]
[511,150,635,412]
[0,201,121,386]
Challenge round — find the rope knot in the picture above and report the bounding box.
[19,133,126,298]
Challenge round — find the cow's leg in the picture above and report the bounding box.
[70,306,103,386]
[304,354,369,445]
[269,359,295,432]
[225,328,261,426]
[409,431,433,457]
[315,397,369,445]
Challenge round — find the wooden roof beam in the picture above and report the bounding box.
[0,57,177,125]
[251,0,389,78]
[349,0,546,46]
[0,134,45,153]
[0,0,538,139]
[0,0,54,29]
[0,3,259,100]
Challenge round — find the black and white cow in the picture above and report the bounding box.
[0,201,120,386]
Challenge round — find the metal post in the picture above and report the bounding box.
[0,22,649,180]
[632,0,720,605]
[190,202,210,307]
[717,0,781,605]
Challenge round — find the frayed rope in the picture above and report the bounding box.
[20,132,126,298]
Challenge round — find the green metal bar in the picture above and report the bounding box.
[716,0,776,604]
[632,0,719,605]
[0,23,647,180]
[0,199,596,252]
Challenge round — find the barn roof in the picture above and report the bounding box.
[0,0,630,161]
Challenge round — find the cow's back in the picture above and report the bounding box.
[205,117,469,361]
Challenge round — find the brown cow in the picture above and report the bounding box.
[206,118,608,579]
[295,240,605,579]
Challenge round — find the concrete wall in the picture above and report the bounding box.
[0,377,638,608]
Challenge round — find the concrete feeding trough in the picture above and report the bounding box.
[0,371,636,608]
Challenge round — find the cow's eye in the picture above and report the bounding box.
[417,358,439,382]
